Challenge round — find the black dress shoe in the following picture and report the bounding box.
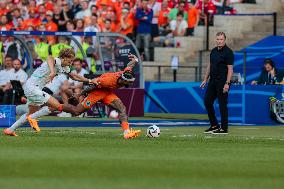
[212,128,228,135]
[204,126,220,134]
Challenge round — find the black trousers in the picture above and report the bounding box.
[204,80,229,130]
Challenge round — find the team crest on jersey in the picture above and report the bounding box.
[86,101,91,107]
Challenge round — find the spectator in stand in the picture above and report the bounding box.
[150,0,162,39]
[16,17,25,31]
[66,20,76,32]
[212,0,238,14]
[11,8,22,28]
[76,19,85,32]
[135,0,153,61]
[171,11,188,36]
[84,14,101,32]
[169,1,187,21]
[38,4,48,24]
[11,59,28,85]
[22,8,41,30]
[90,5,99,15]
[100,6,116,32]
[71,0,83,16]
[0,56,15,104]
[84,14,100,46]
[186,2,199,36]
[46,11,58,32]
[46,10,58,44]
[158,1,171,30]
[195,0,216,26]
[251,59,284,85]
[0,15,13,31]
[75,0,91,25]
[68,58,89,93]
[167,0,181,9]
[58,1,75,31]
[58,58,88,116]
[117,8,134,37]
[101,19,114,32]
[0,1,9,16]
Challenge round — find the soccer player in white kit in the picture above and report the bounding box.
[3,48,92,136]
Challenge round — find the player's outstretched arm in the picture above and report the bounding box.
[126,53,139,70]
[47,56,56,82]
[68,72,92,84]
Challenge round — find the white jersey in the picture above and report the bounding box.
[45,74,68,95]
[26,58,71,89]
[23,58,71,106]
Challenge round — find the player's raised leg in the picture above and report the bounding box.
[26,96,65,131]
[107,97,141,139]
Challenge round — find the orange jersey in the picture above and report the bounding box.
[96,67,132,90]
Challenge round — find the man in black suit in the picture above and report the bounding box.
[251,59,283,85]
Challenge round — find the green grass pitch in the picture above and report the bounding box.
[0,126,284,189]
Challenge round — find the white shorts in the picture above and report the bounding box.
[23,84,51,106]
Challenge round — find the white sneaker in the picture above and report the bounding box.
[57,112,72,117]
[76,113,86,118]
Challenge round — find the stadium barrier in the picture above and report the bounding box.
[145,82,282,124]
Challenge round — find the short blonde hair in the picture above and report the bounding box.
[59,48,75,60]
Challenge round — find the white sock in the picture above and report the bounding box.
[9,113,27,131]
[30,106,52,119]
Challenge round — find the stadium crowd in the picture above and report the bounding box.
[0,0,252,108]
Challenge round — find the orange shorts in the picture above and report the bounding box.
[81,89,119,109]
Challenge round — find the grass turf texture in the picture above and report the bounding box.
[1,127,284,189]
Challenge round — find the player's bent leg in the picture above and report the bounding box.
[26,105,42,132]
[108,98,141,139]
[26,96,60,133]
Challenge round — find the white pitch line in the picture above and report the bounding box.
[236,128,260,130]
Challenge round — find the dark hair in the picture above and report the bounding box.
[264,58,275,68]
[92,13,98,18]
[177,11,184,17]
[105,19,111,24]
[66,20,75,26]
[91,5,98,10]
[73,58,82,63]
[13,8,20,12]
[216,32,227,39]
[123,1,130,6]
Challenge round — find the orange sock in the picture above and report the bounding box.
[121,121,129,131]
[58,104,63,112]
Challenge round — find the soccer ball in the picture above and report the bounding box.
[109,110,119,119]
[147,125,161,138]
